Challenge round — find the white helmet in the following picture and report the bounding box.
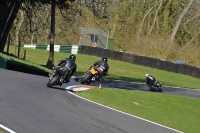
[145,74,149,77]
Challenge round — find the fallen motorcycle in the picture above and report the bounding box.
[148,81,162,92]
[47,66,69,87]
[80,66,99,85]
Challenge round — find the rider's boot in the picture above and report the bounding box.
[99,84,102,89]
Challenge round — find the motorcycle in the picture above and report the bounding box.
[148,81,162,92]
[47,66,69,87]
[80,66,99,85]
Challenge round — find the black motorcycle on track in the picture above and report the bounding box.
[47,66,69,87]
[80,66,99,85]
[148,81,162,92]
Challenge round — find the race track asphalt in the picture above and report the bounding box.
[0,69,194,133]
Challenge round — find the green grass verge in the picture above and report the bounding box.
[77,88,200,133]
[2,45,200,133]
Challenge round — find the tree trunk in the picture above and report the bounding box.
[0,0,23,52]
[46,0,56,69]
[15,9,24,46]
[139,4,156,36]
[170,0,194,43]
[147,0,163,36]
[0,1,15,38]
[31,32,35,45]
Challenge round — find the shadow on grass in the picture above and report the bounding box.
[2,51,16,57]
[6,59,50,77]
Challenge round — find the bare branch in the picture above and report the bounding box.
[170,0,194,43]
[147,0,163,36]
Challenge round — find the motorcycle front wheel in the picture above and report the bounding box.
[81,73,93,84]
[47,75,60,88]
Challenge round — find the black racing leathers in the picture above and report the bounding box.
[57,58,77,82]
[93,60,109,82]
[146,75,156,87]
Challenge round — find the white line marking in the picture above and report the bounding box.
[0,124,16,133]
[67,89,184,133]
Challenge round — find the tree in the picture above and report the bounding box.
[46,0,56,68]
[0,0,24,52]
[0,0,76,68]
[170,0,194,43]
[0,0,113,68]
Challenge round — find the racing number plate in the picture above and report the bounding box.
[90,68,96,74]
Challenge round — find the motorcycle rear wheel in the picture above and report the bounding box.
[158,86,162,92]
[149,87,154,91]
[47,75,60,88]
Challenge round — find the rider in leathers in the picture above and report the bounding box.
[92,57,109,88]
[50,54,77,85]
[145,74,156,88]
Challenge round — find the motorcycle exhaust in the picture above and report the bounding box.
[91,77,95,81]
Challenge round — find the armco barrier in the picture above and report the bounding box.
[22,44,81,54]
[81,45,200,79]
[36,44,48,50]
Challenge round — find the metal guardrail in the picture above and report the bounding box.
[22,44,81,54]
